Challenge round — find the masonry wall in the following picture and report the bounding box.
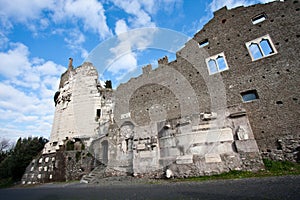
[115,0,300,162]
[49,62,102,152]
[192,0,300,159]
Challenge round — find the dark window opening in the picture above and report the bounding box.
[252,13,267,24]
[241,90,259,102]
[199,39,209,48]
[96,109,101,118]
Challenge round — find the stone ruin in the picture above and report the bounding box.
[22,0,300,184]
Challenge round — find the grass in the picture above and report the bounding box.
[174,159,300,182]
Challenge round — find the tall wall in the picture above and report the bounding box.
[192,0,300,159]
[45,62,105,153]
[114,0,300,163]
[26,0,300,183]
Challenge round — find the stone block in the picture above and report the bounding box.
[137,143,146,150]
[139,151,153,158]
[189,145,204,155]
[205,153,222,163]
[176,155,193,164]
[235,140,259,153]
[219,128,234,142]
[160,147,180,157]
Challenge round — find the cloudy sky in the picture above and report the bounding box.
[0,0,275,143]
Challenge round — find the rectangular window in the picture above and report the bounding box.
[241,90,259,102]
[245,34,277,61]
[252,13,267,24]
[205,52,229,75]
[96,109,101,118]
[199,39,209,48]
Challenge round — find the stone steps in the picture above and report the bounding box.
[80,164,106,184]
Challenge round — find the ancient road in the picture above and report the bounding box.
[0,175,299,200]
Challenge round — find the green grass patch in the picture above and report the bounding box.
[172,159,300,182]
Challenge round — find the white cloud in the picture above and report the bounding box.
[115,20,129,35]
[51,0,111,39]
[0,42,66,141]
[0,43,31,77]
[63,29,90,60]
[0,0,111,60]
[108,26,157,78]
[36,61,66,76]
[110,0,155,28]
[108,53,138,75]
[0,0,53,23]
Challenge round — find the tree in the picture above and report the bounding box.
[0,138,11,164]
[0,136,48,183]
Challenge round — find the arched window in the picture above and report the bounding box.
[208,59,217,74]
[249,43,263,60]
[246,34,277,61]
[205,52,229,74]
[260,39,274,55]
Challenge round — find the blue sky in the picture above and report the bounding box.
[0,0,275,143]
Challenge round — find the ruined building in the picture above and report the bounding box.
[22,0,300,184]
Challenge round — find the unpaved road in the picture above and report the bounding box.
[0,175,299,200]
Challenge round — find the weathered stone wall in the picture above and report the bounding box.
[192,0,300,158]
[22,148,96,184]
[115,0,300,164]
[28,0,299,184]
[46,62,104,153]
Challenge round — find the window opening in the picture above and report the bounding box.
[260,39,274,55]
[246,34,277,61]
[199,39,209,48]
[205,52,229,74]
[249,43,263,60]
[216,56,227,71]
[96,109,101,118]
[208,59,217,74]
[252,13,267,24]
[241,90,259,102]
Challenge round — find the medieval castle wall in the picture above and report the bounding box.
[115,0,300,163]
[22,0,300,184]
